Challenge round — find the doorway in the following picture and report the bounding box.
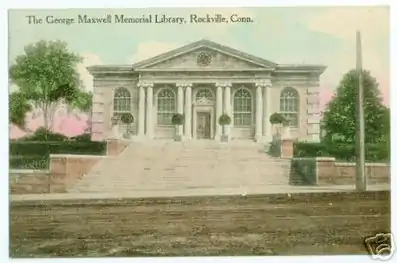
[196,112,211,139]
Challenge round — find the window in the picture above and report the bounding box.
[196,88,213,103]
[233,88,252,126]
[113,87,131,113]
[157,88,176,125]
[280,87,299,127]
[113,87,131,134]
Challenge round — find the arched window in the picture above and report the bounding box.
[233,88,252,126]
[196,88,214,103]
[113,87,131,135]
[157,88,176,125]
[280,87,299,127]
[113,87,131,113]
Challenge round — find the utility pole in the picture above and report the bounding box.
[355,30,366,191]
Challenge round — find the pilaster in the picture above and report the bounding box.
[223,83,232,138]
[137,83,146,137]
[145,83,154,139]
[255,83,263,142]
[263,81,272,143]
[215,83,224,141]
[177,84,185,138]
[184,83,192,140]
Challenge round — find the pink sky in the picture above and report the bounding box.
[10,112,89,139]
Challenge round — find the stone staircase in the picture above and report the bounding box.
[68,140,291,194]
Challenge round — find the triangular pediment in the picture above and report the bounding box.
[131,39,277,70]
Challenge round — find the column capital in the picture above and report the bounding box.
[255,79,272,88]
[176,83,192,88]
[137,82,154,88]
[215,82,232,88]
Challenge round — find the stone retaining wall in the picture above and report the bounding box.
[9,170,50,194]
[49,155,106,193]
[10,139,130,194]
[290,157,390,186]
[318,158,390,185]
[106,138,130,156]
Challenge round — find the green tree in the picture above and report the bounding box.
[322,69,389,143]
[9,91,31,129]
[9,40,83,131]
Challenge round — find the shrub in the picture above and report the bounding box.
[120,113,134,124]
[20,127,68,141]
[269,112,288,125]
[218,114,231,126]
[70,133,92,142]
[293,141,389,162]
[171,113,184,125]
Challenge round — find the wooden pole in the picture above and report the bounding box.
[355,30,367,191]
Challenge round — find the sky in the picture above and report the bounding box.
[8,6,390,138]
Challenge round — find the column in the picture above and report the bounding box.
[223,84,231,138]
[265,84,273,142]
[263,83,272,142]
[145,84,154,138]
[215,84,223,140]
[138,83,145,137]
[177,84,184,137]
[184,84,192,139]
[255,83,263,142]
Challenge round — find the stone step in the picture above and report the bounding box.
[69,142,292,194]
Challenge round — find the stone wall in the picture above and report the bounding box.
[9,170,50,194]
[317,158,390,185]
[49,155,106,193]
[106,138,130,156]
[10,139,130,195]
[290,157,390,186]
[281,139,294,158]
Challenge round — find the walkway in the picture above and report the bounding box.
[11,183,390,201]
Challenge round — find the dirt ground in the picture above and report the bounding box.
[10,190,390,257]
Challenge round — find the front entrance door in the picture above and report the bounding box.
[196,112,211,139]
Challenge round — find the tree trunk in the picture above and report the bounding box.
[42,103,49,140]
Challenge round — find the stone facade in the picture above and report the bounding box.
[88,39,326,142]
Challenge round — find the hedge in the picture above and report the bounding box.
[10,141,107,156]
[9,155,49,169]
[18,127,69,141]
[293,142,389,162]
[9,141,107,169]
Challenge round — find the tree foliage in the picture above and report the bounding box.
[218,113,231,126]
[269,112,286,125]
[171,113,184,125]
[9,92,32,129]
[9,40,83,131]
[322,69,389,143]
